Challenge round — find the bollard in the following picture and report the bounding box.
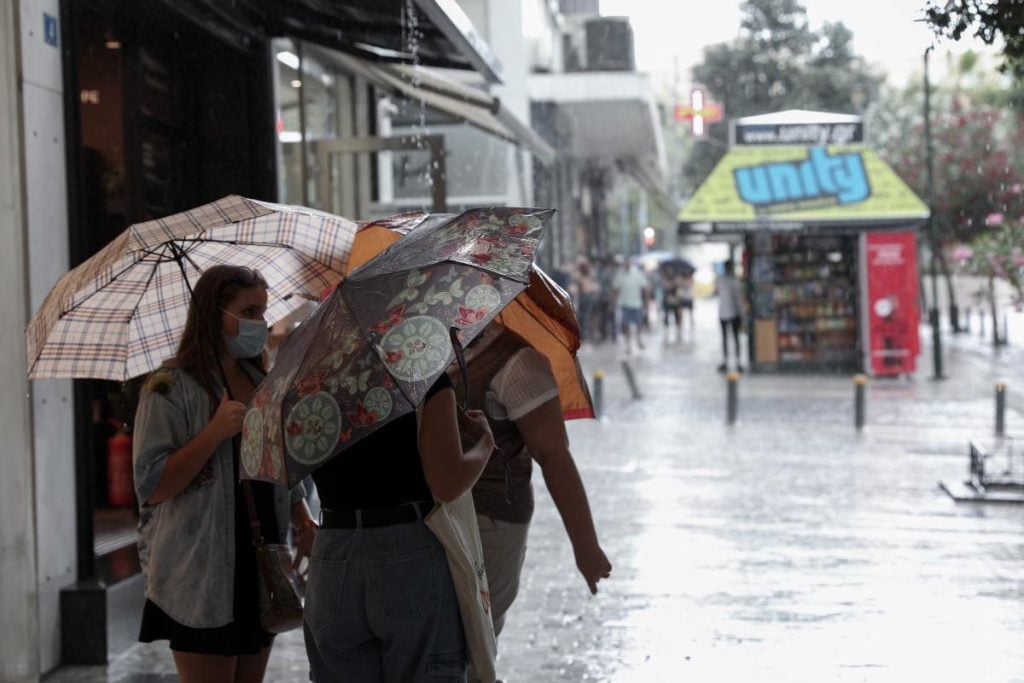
[726,371,740,425]
[996,382,1007,436]
[1003,314,1009,345]
[620,360,642,400]
[853,374,868,430]
[592,370,605,418]
[980,312,986,338]
[965,307,972,333]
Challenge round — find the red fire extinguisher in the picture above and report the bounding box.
[107,420,135,507]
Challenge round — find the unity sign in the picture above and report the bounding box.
[677,144,929,228]
[733,147,869,214]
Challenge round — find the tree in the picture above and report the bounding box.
[868,56,1024,245]
[954,222,1024,344]
[869,53,1024,323]
[682,0,883,192]
[924,1,1024,81]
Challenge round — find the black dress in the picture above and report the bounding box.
[138,450,280,656]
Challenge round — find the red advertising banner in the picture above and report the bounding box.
[864,231,919,376]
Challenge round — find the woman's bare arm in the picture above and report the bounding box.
[418,387,495,502]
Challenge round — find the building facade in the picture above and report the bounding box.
[0,1,668,679]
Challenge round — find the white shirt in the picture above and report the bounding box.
[716,274,743,320]
[463,328,559,423]
[485,348,559,421]
[613,268,647,309]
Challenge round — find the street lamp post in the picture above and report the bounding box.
[924,46,944,379]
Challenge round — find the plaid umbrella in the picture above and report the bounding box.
[347,213,594,420]
[240,207,552,487]
[26,195,356,381]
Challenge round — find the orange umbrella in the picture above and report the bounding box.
[347,212,594,420]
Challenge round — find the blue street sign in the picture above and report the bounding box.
[44,13,58,47]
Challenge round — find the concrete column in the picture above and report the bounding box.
[18,0,77,674]
[0,3,40,681]
[485,0,532,206]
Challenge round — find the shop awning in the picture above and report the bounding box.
[529,71,667,183]
[166,0,503,83]
[677,145,929,234]
[327,51,556,166]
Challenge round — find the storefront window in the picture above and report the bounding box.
[273,39,339,208]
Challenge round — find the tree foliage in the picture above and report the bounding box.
[924,0,1024,81]
[868,54,1024,247]
[682,0,883,192]
[954,222,1024,306]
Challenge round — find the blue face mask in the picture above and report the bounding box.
[222,310,268,358]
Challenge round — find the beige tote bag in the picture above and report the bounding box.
[425,489,498,683]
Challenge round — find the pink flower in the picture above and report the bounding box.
[297,374,322,397]
[454,306,488,327]
[951,245,974,262]
[985,212,1004,226]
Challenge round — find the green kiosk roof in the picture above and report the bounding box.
[678,144,929,234]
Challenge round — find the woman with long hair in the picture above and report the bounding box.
[133,265,316,682]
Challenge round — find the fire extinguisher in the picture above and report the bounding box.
[107,419,135,507]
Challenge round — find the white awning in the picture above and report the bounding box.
[328,51,556,166]
[733,110,862,126]
[529,70,667,183]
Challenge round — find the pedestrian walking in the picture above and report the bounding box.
[450,322,611,679]
[716,259,744,372]
[661,265,694,343]
[596,256,619,343]
[132,265,317,683]
[613,257,649,354]
[572,258,600,343]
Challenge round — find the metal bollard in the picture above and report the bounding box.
[726,371,740,425]
[980,312,986,338]
[620,360,642,400]
[965,307,972,333]
[592,370,604,418]
[853,374,868,430]
[1003,314,1009,345]
[996,382,1007,436]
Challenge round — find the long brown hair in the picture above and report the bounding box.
[167,265,268,403]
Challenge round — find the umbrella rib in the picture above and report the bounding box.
[59,244,175,318]
[178,237,294,250]
[178,237,348,282]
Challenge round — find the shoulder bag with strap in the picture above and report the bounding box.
[422,328,498,682]
[241,476,305,634]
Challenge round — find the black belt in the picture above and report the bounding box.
[320,500,434,529]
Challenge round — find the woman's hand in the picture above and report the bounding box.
[574,543,612,595]
[458,408,495,452]
[209,391,247,441]
[292,521,317,574]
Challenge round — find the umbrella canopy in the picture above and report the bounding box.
[657,257,696,277]
[347,213,594,420]
[26,196,356,381]
[240,207,552,487]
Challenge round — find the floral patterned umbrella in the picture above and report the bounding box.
[240,207,552,487]
[347,213,594,420]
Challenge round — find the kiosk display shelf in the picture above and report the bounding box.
[749,234,860,371]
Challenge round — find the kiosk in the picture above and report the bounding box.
[679,111,929,375]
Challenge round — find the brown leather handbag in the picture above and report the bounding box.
[242,481,305,634]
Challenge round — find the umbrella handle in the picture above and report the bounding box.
[448,327,469,412]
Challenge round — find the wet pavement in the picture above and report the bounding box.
[46,302,1024,682]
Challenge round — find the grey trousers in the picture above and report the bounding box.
[304,521,468,683]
